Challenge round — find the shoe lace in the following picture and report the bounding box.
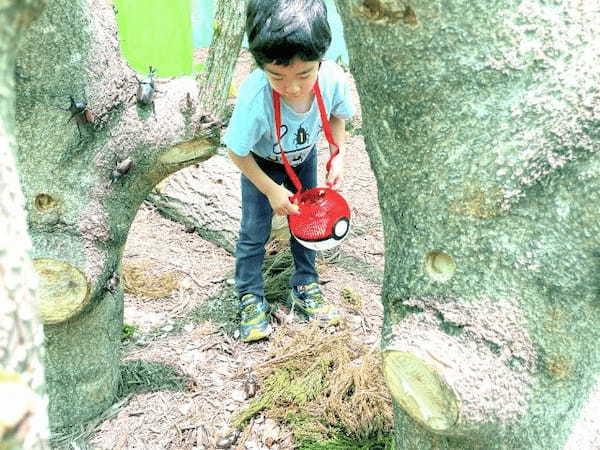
[240,295,267,320]
[298,283,324,307]
[241,303,258,318]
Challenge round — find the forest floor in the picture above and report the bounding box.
[84,50,389,450]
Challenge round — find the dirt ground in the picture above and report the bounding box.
[89,50,385,450]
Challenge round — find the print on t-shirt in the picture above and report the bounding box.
[271,123,314,163]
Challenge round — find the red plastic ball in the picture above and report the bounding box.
[288,187,351,251]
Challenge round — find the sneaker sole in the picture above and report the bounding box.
[287,294,340,328]
[240,323,272,343]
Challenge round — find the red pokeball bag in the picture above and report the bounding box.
[272,81,351,251]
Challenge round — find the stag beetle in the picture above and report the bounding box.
[66,96,92,140]
[135,66,156,114]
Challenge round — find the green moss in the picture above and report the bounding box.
[117,360,188,398]
[189,279,239,336]
[299,431,395,449]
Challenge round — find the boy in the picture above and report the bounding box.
[223,0,355,342]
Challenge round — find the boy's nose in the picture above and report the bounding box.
[286,84,301,95]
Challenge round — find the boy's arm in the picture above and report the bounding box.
[329,115,346,156]
[228,150,300,216]
[326,115,346,189]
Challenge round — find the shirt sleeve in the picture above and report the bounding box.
[330,66,355,120]
[222,89,268,157]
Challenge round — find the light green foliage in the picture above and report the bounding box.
[264,250,295,304]
[114,0,193,76]
[232,324,392,442]
[121,323,137,341]
[234,358,393,447]
[233,364,331,435]
[340,286,363,311]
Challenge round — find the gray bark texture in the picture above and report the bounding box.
[148,150,290,254]
[14,0,243,429]
[149,151,242,253]
[336,0,600,449]
[0,0,49,448]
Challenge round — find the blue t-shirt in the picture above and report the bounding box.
[223,60,355,166]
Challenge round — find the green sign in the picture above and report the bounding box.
[114,0,193,76]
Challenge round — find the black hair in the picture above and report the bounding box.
[246,0,332,68]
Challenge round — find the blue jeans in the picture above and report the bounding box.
[235,147,318,298]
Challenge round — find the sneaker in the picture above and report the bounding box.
[288,282,340,327]
[239,294,272,343]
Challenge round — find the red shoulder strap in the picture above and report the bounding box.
[272,78,340,197]
[273,90,303,198]
[313,80,339,173]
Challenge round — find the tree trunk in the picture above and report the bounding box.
[0,1,49,448]
[198,0,246,119]
[14,0,244,430]
[336,0,600,448]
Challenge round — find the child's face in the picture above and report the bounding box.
[263,58,320,101]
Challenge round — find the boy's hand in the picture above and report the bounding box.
[266,184,300,216]
[326,153,345,190]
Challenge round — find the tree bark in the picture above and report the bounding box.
[198,0,246,119]
[0,0,49,448]
[14,0,244,429]
[148,151,290,254]
[149,152,242,253]
[336,0,600,448]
